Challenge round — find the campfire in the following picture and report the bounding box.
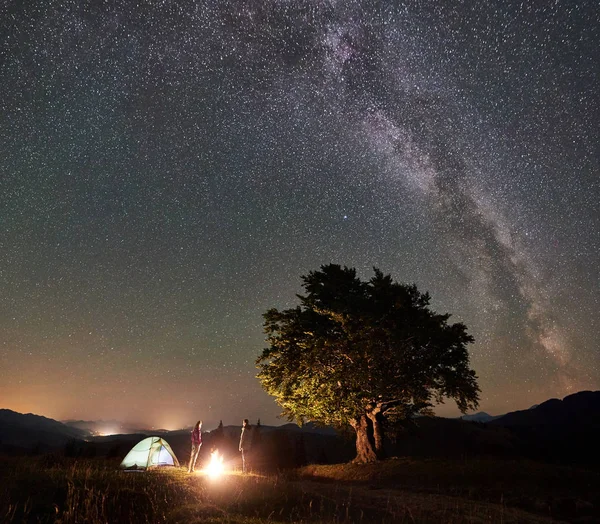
[205,449,224,478]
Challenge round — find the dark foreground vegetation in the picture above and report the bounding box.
[2,454,599,523]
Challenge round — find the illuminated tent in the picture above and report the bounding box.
[120,436,180,470]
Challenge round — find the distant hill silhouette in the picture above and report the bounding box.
[491,391,600,427]
[3,391,600,467]
[460,412,502,423]
[490,390,600,465]
[0,409,89,453]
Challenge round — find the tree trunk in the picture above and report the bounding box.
[350,415,377,463]
[366,411,385,459]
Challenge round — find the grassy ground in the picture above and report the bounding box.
[298,457,600,522]
[1,455,598,523]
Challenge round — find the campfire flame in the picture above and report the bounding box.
[205,450,224,477]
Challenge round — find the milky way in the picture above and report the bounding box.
[1,1,598,427]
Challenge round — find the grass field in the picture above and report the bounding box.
[1,455,598,523]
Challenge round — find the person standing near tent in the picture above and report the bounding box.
[239,419,252,473]
[188,420,202,473]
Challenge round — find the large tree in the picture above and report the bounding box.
[257,264,480,463]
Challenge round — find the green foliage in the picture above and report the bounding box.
[257,264,480,427]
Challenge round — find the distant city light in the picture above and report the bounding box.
[97,428,119,436]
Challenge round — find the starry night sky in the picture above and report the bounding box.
[1,1,598,430]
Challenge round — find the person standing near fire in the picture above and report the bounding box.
[188,420,202,473]
[239,419,252,473]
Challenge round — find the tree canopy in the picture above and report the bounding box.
[257,264,480,463]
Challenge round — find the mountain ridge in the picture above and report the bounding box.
[491,390,600,427]
[3,390,600,465]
